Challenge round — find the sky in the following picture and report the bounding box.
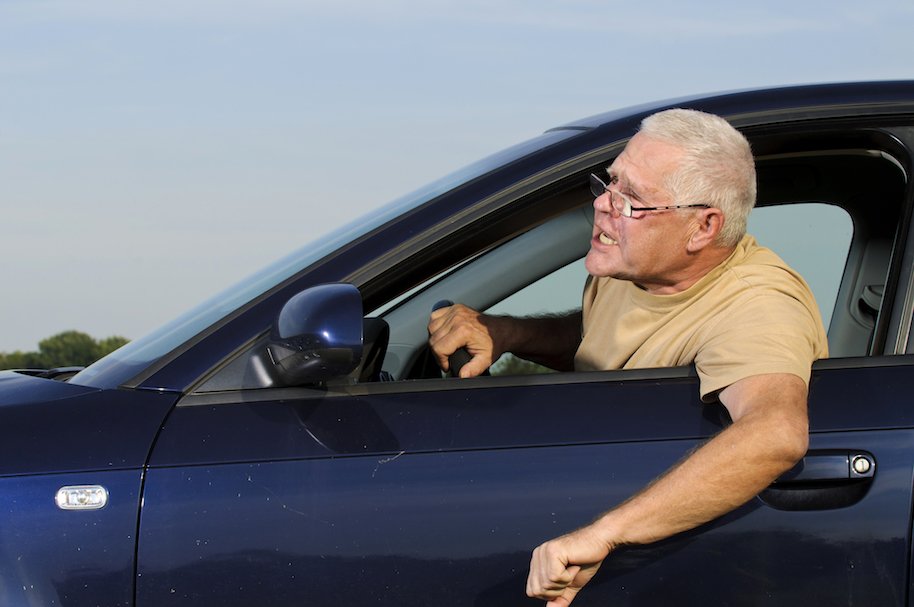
[2,0,913,352]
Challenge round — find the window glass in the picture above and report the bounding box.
[485,259,587,376]
[747,202,853,329]
[485,258,588,319]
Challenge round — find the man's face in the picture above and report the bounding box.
[585,132,700,294]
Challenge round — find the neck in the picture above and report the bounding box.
[639,245,736,295]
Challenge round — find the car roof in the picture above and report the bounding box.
[554,81,914,131]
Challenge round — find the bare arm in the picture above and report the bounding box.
[526,373,810,606]
[427,304,582,377]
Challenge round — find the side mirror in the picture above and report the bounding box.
[267,283,363,386]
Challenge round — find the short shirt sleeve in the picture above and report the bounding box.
[695,291,826,401]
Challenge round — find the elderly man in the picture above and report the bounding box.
[427,109,828,605]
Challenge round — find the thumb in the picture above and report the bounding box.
[547,592,582,607]
[562,565,581,581]
[547,587,583,607]
[544,565,581,607]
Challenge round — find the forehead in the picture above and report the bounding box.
[609,133,684,193]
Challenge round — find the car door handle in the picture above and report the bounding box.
[761,451,876,511]
[774,451,875,484]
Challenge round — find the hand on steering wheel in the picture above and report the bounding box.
[429,300,492,378]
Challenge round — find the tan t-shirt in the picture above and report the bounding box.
[574,235,828,400]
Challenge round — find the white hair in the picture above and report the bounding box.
[639,109,756,246]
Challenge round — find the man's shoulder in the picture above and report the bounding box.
[724,235,810,291]
[731,234,787,267]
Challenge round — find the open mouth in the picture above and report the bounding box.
[598,232,617,246]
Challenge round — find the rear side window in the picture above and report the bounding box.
[748,202,853,330]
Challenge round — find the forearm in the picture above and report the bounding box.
[429,305,580,377]
[493,310,582,372]
[526,374,810,604]
[592,402,807,548]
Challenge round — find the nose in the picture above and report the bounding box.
[593,191,621,218]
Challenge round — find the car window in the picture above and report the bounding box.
[748,203,853,330]
[484,259,586,376]
[482,202,854,376]
[71,128,579,390]
[193,140,899,393]
[486,258,588,319]
[485,203,852,332]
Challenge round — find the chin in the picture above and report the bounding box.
[584,254,618,278]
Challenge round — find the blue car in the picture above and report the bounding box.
[4,81,914,606]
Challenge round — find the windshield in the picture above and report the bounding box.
[71,128,579,389]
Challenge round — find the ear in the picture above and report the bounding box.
[686,207,724,253]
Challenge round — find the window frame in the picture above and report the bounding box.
[188,121,914,397]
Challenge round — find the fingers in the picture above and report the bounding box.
[427,307,453,371]
[458,354,490,379]
[526,544,579,601]
[527,555,588,606]
[526,529,610,604]
[428,305,463,372]
[427,304,495,377]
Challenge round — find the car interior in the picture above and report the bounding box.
[372,126,908,380]
[195,121,912,393]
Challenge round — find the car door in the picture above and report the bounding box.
[133,357,914,606]
[134,117,914,606]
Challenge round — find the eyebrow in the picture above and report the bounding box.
[606,167,645,202]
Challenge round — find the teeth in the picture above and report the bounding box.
[599,232,617,245]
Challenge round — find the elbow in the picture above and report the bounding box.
[772,420,809,472]
[783,429,809,466]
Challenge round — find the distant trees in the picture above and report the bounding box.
[0,331,129,370]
